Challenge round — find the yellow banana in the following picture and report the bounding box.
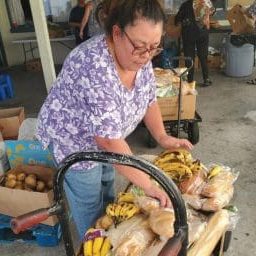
[93,236,104,254]
[208,165,222,179]
[84,239,93,256]
[163,163,192,174]
[119,202,132,219]
[100,237,111,256]
[114,204,123,218]
[120,204,140,221]
[106,203,117,217]
[117,192,135,203]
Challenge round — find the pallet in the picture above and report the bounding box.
[0,213,62,247]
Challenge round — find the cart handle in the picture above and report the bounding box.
[170,56,193,76]
[11,204,62,234]
[11,151,188,256]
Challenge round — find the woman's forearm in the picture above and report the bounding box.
[95,136,152,190]
[143,101,168,143]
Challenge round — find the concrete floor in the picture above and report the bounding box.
[0,66,256,255]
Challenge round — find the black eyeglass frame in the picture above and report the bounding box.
[123,30,163,57]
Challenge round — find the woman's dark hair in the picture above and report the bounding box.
[96,0,166,35]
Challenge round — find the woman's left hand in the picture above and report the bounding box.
[158,135,193,151]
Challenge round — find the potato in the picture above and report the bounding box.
[95,215,114,229]
[47,180,53,189]
[36,180,46,192]
[101,215,114,229]
[28,174,37,180]
[14,183,24,190]
[24,184,33,191]
[5,179,16,188]
[7,173,16,180]
[17,173,26,181]
[25,175,37,189]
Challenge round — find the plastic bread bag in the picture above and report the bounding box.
[134,196,160,215]
[225,205,240,231]
[182,194,206,210]
[186,207,208,245]
[149,208,175,239]
[201,163,239,198]
[188,218,208,246]
[181,81,198,96]
[179,169,207,195]
[201,186,234,212]
[112,220,156,256]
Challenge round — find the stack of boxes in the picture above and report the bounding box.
[0,107,61,246]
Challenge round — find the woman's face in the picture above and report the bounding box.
[112,18,163,71]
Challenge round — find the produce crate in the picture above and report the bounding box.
[0,213,61,246]
[157,94,196,121]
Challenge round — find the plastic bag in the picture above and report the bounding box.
[202,186,234,212]
[149,208,175,238]
[112,220,155,256]
[182,194,205,210]
[18,118,38,140]
[179,170,206,195]
[201,164,239,198]
[134,196,160,214]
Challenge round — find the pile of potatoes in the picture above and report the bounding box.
[3,172,53,192]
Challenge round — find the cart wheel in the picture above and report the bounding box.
[213,230,232,255]
[146,131,158,148]
[188,122,199,145]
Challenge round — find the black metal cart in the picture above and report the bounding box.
[10,151,189,256]
[147,56,202,148]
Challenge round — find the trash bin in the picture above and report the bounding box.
[225,42,254,77]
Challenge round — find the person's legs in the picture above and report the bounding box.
[64,165,104,240]
[182,35,196,83]
[196,30,211,86]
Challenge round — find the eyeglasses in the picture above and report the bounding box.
[123,30,163,57]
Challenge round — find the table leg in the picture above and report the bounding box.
[22,43,27,64]
[30,42,35,59]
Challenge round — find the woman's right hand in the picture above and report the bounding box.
[143,183,171,208]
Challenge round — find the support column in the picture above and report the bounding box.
[29,0,56,92]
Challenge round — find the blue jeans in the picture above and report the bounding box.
[64,164,115,240]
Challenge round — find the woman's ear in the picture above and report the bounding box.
[112,25,122,41]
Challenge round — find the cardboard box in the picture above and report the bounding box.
[0,164,58,226]
[208,55,221,69]
[227,4,254,34]
[227,0,252,8]
[158,94,196,121]
[0,107,25,139]
[5,140,55,168]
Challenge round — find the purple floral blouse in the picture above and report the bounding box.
[36,34,156,170]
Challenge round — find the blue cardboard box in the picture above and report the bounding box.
[5,140,55,168]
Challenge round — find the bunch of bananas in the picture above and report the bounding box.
[153,149,204,181]
[83,228,111,256]
[106,201,140,224]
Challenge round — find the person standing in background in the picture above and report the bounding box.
[79,0,104,40]
[69,0,90,45]
[175,0,215,87]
